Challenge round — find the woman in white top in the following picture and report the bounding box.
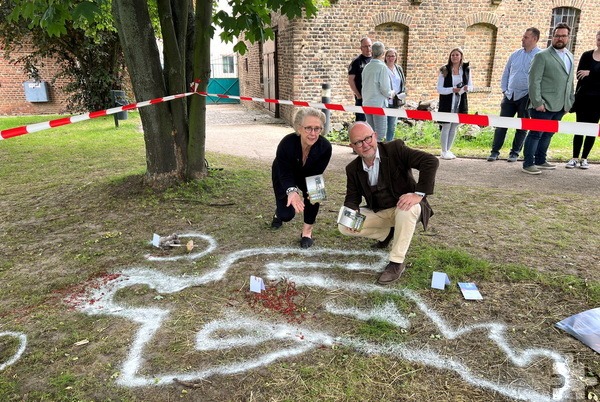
[385,49,406,142]
[436,48,473,159]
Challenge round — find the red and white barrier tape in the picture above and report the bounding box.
[1,90,598,140]
[208,92,600,138]
[0,92,195,140]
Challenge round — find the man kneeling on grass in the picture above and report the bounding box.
[338,122,439,284]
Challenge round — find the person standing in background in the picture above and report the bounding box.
[522,23,575,175]
[362,41,396,143]
[348,37,373,122]
[437,48,473,160]
[565,30,600,170]
[487,28,541,163]
[384,48,406,142]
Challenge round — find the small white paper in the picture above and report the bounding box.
[152,233,161,248]
[458,282,483,300]
[250,275,266,293]
[431,272,451,290]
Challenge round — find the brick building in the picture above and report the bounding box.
[238,0,599,124]
[0,42,69,115]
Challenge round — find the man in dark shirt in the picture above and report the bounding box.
[339,122,439,285]
[348,37,372,122]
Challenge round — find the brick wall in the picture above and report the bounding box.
[239,0,600,125]
[0,42,69,115]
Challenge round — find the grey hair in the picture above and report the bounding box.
[293,107,326,131]
[372,41,385,58]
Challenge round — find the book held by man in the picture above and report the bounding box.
[305,174,327,202]
[337,206,366,231]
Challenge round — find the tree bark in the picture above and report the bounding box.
[112,0,181,188]
[157,0,190,175]
[187,0,212,179]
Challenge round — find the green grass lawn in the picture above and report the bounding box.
[1,112,599,401]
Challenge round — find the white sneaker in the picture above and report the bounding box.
[579,159,589,169]
[440,152,452,160]
[565,158,578,169]
[446,150,456,159]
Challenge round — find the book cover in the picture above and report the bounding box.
[337,206,366,231]
[305,174,327,202]
[458,282,483,300]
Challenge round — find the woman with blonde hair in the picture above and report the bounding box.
[384,48,406,142]
[270,107,332,248]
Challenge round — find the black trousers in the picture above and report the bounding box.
[275,194,320,225]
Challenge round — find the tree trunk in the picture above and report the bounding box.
[187,0,212,180]
[157,0,191,175]
[112,0,182,188]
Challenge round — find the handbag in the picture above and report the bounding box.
[389,65,406,108]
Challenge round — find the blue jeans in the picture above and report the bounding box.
[490,95,529,156]
[366,113,387,142]
[522,109,565,168]
[355,97,366,122]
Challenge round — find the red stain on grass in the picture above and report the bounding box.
[62,272,123,310]
[244,279,307,324]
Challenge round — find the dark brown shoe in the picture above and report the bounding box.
[377,261,406,285]
[371,227,394,249]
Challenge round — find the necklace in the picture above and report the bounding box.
[302,147,310,165]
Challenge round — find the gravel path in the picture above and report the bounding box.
[206,104,600,196]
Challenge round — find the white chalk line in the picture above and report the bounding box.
[324,301,411,329]
[0,331,27,371]
[65,232,571,401]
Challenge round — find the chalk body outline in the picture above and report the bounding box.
[0,331,27,371]
[66,233,572,401]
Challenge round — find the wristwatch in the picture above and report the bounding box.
[415,192,425,197]
[286,187,302,196]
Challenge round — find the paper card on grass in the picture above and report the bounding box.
[250,275,266,293]
[431,272,451,290]
[555,307,600,354]
[152,233,161,248]
[458,282,483,300]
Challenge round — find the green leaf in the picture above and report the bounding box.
[73,2,100,23]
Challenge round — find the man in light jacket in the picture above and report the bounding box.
[361,41,396,142]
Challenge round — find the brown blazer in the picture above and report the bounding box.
[343,140,439,229]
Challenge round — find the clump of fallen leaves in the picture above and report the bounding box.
[244,278,307,323]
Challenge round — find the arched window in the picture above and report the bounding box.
[547,7,580,53]
[464,23,497,90]
[373,23,409,74]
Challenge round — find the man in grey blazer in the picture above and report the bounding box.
[522,23,575,175]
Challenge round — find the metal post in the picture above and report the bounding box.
[321,83,331,136]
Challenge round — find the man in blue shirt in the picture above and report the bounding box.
[487,27,541,162]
